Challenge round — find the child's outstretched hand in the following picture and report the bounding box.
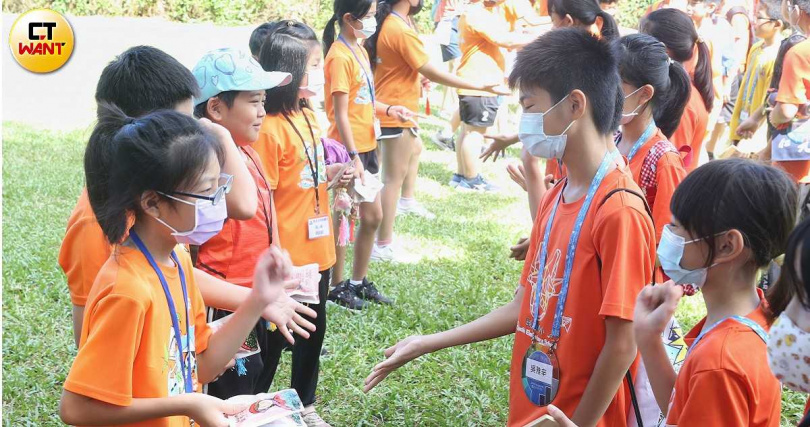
[252,246,318,345]
[633,281,683,341]
[364,335,427,393]
[186,393,246,427]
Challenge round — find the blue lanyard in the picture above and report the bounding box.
[391,11,412,28]
[129,231,194,393]
[531,150,620,339]
[626,120,658,162]
[338,35,375,106]
[687,315,768,358]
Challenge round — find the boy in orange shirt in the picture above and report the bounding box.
[363,28,656,427]
[57,47,306,346]
[634,159,793,426]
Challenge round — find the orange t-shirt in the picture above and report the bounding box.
[544,159,567,182]
[670,84,709,173]
[501,0,539,31]
[374,14,430,128]
[625,129,686,241]
[252,109,336,271]
[457,3,507,97]
[532,0,548,17]
[666,292,781,426]
[64,245,212,427]
[325,39,377,154]
[508,166,657,426]
[774,39,810,183]
[58,190,113,306]
[196,146,273,287]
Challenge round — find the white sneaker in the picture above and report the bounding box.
[301,407,331,427]
[370,243,395,262]
[397,200,436,219]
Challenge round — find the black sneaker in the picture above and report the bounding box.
[356,278,394,305]
[327,281,368,311]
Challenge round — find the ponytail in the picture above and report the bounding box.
[547,0,619,41]
[86,102,223,245]
[641,8,715,111]
[364,0,393,70]
[692,38,715,111]
[658,60,691,137]
[596,10,619,41]
[323,0,376,54]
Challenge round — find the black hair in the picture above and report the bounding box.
[192,91,240,119]
[509,28,623,135]
[95,46,199,118]
[547,0,620,40]
[670,158,797,272]
[640,9,715,111]
[260,33,312,115]
[618,34,691,138]
[250,22,280,57]
[762,0,788,27]
[768,218,810,320]
[365,0,393,69]
[86,103,224,245]
[323,0,376,53]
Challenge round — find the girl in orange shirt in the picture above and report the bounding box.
[364,0,506,260]
[60,105,309,427]
[323,0,409,309]
[641,8,715,172]
[634,158,795,427]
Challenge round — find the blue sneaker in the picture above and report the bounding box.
[449,173,464,188]
[458,175,500,193]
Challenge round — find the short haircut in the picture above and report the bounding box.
[509,27,623,135]
[250,22,279,57]
[95,46,199,118]
[762,0,787,25]
[193,91,240,119]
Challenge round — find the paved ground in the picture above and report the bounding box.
[3,13,256,130]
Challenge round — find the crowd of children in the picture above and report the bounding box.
[54,0,810,424]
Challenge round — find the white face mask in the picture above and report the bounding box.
[518,94,575,160]
[299,68,325,99]
[354,16,377,39]
[620,86,648,126]
[657,224,719,288]
[767,311,810,393]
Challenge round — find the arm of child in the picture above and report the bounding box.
[198,118,258,220]
[419,63,509,95]
[770,48,806,126]
[571,317,637,427]
[270,190,280,247]
[197,246,298,384]
[60,390,242,427]
[332,92,366,184]
[364,286,524,392]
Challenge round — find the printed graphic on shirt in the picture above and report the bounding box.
[526,249,572,337]
[354,70,372,105]
[165,325,198,396]
[298,143,328,190]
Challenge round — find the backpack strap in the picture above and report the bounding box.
[599,187,653,222]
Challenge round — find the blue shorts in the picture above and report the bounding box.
[440,16,461,62]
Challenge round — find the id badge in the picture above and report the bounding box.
[374,118,382,140]
[522,342,560,407]
[740,111,750,121]
[307,215,330,240]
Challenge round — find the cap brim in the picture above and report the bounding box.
[254,71,293,91]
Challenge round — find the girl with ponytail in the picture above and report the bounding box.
[641,8,715,172]
[547,0,620,40]
[617,33,691,241]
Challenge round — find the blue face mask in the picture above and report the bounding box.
[657,224,718,288]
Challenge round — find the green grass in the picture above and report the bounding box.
[2,121,807,425]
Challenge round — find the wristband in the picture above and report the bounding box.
[386,105,393,117]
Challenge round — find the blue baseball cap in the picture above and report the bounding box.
[192,48,292,106]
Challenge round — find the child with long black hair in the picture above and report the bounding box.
[642,8,715,172]
[59,104,305,426]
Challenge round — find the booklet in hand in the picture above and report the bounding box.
[226,389,305,427]
[286,263,321,304]
[352,171,383,203]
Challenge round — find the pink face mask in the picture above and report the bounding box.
[156,194,228,245]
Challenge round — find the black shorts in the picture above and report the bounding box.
[459,95,499,127]
[379,127,418,140]
[359,149,380,175]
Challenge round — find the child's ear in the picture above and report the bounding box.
[569,89,588,122]
[343,12,356,26]
[206,98,224,122]
[641,84,655,105]
[140,191,162,219]
[714,229,746,264]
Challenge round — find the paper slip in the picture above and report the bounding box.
[286,263,321,304]
[208,315,260,359]
[353,171,383,203]
[227,389,304,427]
[327,161,353,191]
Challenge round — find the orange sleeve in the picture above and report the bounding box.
[670,107,695,151]
[396,29,430,71]
[669,370,750,426]
[253,131,282,190]
[775,48,810,105]
[593,198,655,320]
[467,10,509,46]
[190,280,212,355]
[58,218,112,306]
[652,153,686,241]
[64,294,145,406]
[328,54,353,95]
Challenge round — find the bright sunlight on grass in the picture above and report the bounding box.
[2,121,806,425]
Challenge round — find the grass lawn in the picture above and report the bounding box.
[2,120,807,425]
